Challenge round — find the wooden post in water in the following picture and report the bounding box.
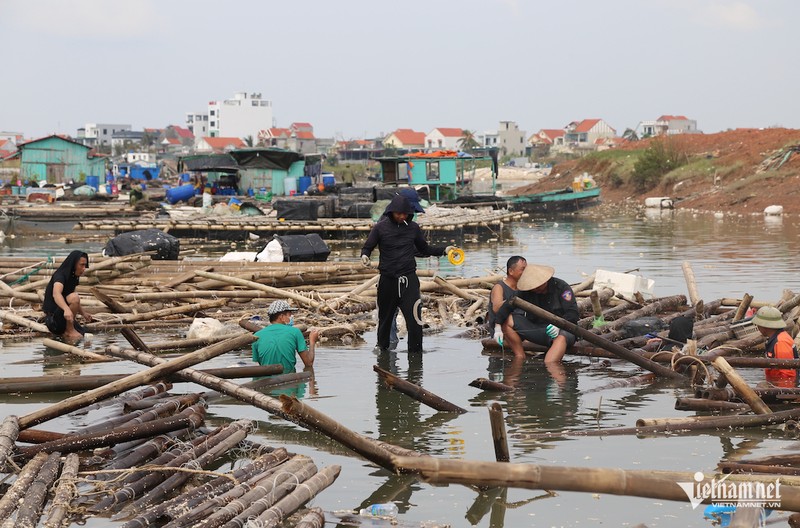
[373,365,467,414]
[682,261,701,306]
[489,403,509,462]
[733,294,754,322]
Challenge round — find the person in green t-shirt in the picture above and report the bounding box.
[252,300,319,374]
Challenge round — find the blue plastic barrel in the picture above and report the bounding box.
[298,176,312,195]
[166,184,196,204]
[322,175,336,188]
[86,175,100,190]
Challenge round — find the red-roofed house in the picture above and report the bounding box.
[258,128,292,148]
[384,129,425,150]
[290,122,313,133]
[424,128,463,151]
[529,129,566,146]
[195,136,246,153]
[564,119,616,147]
[637,115,700,137]
[0,139,15,157]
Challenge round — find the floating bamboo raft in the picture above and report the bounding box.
[75,206,528,239]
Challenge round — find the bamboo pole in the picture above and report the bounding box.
[390,455,800,511]
[733,294,754,322]
[0,310,48,333]
[195,270,326,311]
[41,337,113,362]
[41,453,79,528]
[433,275,479,302]
[14,451,62,528]
[250,465,341,526]
[120,449,291,528]
[674,398,750,412]
[511,297,687,381]
[489,403,509,462]
[711,357,772,414]
[327,274,380,310]
[295,507,325,528]
[682,261,701,306]
[280,395,419,472]
[0,452,49,521]
[0,416,18,473]
[0,364,283,394]
[18,406,206,458]
[17,333,254,429]
[88,298,230,326]
[373,365,467,414]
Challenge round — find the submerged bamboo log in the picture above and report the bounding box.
[390,455,800,510]
[469,378,515,392]
[18,333,253,429]
[295,507,325,528]
[489,403,509,462]
[674,398,750,412]
[373,365,467,414]
[511,297,687,381]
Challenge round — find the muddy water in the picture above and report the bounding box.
[3,209,800,527]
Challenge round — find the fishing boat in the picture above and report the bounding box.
[505,186,601,213]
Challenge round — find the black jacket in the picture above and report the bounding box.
[43,250,88,314]
[518,277,579,324]
[361,195,445,278]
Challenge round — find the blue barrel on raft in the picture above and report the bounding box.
[298,176,312,195]
[166,184,196,205]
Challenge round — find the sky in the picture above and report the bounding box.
[1,0,798,141]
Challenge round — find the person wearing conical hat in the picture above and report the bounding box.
[511,264,579,364]
[752,306,797,388]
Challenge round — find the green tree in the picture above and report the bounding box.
[622,128,639,142]
[631,137,687,191]
[243,135,254,147]
[457,130,480,153]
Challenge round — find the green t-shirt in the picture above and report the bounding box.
[252,323,307,375]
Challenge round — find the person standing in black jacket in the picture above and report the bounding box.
[361,193,456,353]
[42,250,93,342]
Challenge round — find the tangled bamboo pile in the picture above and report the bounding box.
[0,254,501,346]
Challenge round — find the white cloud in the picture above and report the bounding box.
[5,0,163,39]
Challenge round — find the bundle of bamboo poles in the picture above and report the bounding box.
[0,380,341,527]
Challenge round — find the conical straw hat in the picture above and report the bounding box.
[517,264,555,291]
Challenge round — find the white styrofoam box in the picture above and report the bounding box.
[594,269,655,300]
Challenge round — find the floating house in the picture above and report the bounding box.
[374,150,498,201]
[18,135,106,184]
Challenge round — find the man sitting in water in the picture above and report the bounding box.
[499,264,578,364]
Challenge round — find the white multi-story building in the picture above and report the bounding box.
[207,92,273,140]
[186,112,209,138]
[497,121,526,157]
[77,123,132,147]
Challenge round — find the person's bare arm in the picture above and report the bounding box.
[52,282,73,322]
[299,329,319,368]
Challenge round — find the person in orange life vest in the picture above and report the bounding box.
[752,306,798,387]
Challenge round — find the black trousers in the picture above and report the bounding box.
[377,274,423,352]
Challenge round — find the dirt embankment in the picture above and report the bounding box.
[525,128,800,215]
